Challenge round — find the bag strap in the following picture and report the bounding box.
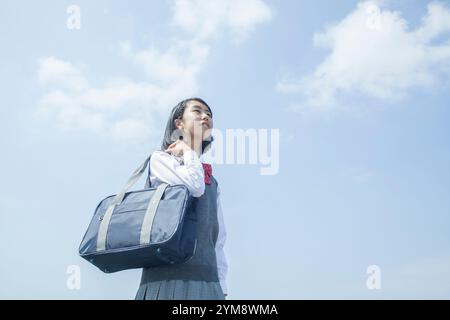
[144,155,152,188]
[140,182,169,245]
[96,152,166,251]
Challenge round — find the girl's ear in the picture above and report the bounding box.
[174,118,183,130]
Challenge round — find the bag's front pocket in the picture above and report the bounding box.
[106,209,146,249]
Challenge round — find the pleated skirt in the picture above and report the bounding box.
[135,279,225,300]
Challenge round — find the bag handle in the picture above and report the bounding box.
[96,153,165,251]
[113,154,152,206]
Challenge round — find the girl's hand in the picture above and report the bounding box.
[165,139,191,157]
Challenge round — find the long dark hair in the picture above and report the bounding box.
[161,97,214,155]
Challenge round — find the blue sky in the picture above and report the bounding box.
[1,0,450,299]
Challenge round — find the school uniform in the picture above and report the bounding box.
[135,149,228,300]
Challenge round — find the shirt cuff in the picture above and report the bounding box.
[220,279,228,296]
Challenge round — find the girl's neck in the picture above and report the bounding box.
[189,136,203,157]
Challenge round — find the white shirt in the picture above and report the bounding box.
[148,149,228,295]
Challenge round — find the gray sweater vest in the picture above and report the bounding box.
[139,171,220,283]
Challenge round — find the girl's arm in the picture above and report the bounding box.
[215,184,229,296]
[150,150,205,197]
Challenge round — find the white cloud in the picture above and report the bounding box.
[172,0,272,43]
[37,0,272,142]
[37,58,164,141]
[276,1,450,111]
[120,39,209,90]
[38,56,88,92]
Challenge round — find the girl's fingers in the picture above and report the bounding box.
[167,142,176,149]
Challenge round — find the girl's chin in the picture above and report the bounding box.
[202,128,212,136]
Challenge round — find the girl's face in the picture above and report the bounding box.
[175,100,213,142]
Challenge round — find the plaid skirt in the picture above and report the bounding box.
[135,279,225,300]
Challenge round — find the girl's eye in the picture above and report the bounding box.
[193,109,212,118]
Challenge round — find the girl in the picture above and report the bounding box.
[135,97,228,300]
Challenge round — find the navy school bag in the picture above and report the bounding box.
[78,152,198,273]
